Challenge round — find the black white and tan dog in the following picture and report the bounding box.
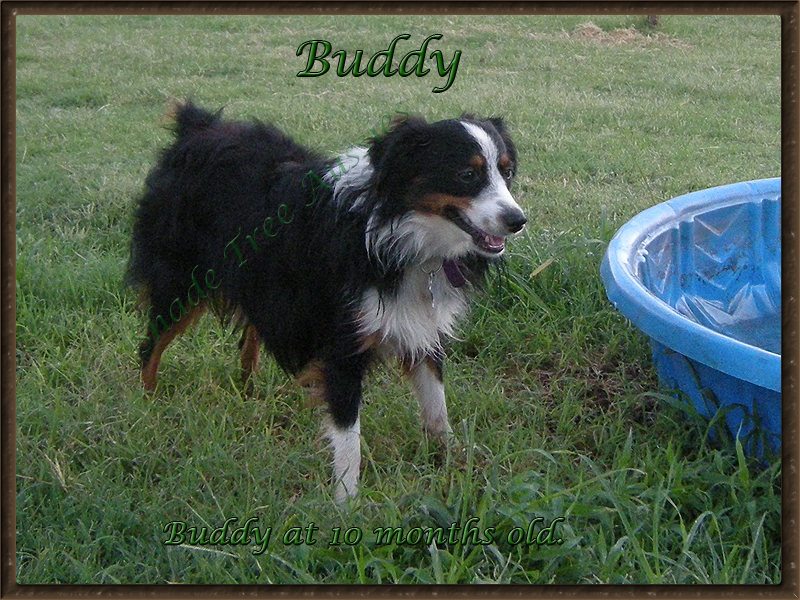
[127,101,526,501]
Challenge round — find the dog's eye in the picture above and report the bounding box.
[458,169,478,183]
[501,167,514,181]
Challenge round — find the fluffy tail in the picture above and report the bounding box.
[163,99,222,138]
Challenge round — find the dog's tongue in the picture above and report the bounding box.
[443,260,467,288]
[479,233,505,253]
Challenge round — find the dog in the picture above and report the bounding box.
[127,101,526,501]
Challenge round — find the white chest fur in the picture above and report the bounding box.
[357,265,469,361]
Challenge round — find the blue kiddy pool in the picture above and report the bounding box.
[601,178,781,454]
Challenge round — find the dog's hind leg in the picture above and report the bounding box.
[140,301,206,391]
[405,353,453,441]
[239,324,260,386]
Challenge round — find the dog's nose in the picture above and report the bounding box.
[502,209,527,233]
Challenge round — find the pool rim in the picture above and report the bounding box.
[600,177,781,393]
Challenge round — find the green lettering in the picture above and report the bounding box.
[430,49,461,93]
[424,526,447,545]
[262,216,278,237]
[149,314,171,338]
[187,265,209,306]
[302,171,332,206]
[366,34,410,77]
[163,521,186,544]
[187,526,210,545]
[283,527,304,545]
[404,527,423,545]
[398,34,441,77]
[343,527,362,545]
[537,517,565,545]
[297,40,332,77]
[136,336,152,355]
[230,517,258,545]
[209,517,237,544]
[373,526,405,545]
[251,527,272,555]
[169,297,188,322]
[333,49,367,77]
[244,228,260,253]
[224,229,247,267]
[304,522,320,545]
[205,268,220,290]
[277,204,294,225]
[394,102,409,122]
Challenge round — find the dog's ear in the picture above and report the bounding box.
[461,114,505,131]
[367,114,430,168]
[460,114,515,154]
[485,116,517,165]
[486,116,506,134]
[460,112,507,130]
[367,116,432,209]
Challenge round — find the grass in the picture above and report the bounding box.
[15,14,781,585]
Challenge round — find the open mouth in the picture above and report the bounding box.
[442,207,506,254]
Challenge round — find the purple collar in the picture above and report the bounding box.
[442,259,467,288]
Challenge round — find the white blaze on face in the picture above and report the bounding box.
[460,121,524,236]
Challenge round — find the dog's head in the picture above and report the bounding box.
[367,115,526,261]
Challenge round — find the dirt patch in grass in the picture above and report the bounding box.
[528,21,691,49]
[573,22,692,48]
[509,353,659,423]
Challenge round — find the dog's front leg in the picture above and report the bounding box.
[325,415,361,503]
[323,353,370,502]
[407,352,453,443]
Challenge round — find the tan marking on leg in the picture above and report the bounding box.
[399,354,440,376]
[358,331,383,353]
[141,302,206,392]
[399,354,416,376]
[296,360,326,404]
[239,324,260,384]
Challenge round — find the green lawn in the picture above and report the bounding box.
[15,14,781,584]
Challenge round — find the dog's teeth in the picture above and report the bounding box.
[476,232,505,253]
[487,234,504,248]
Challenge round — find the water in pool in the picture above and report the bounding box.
[717,312,781,355]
